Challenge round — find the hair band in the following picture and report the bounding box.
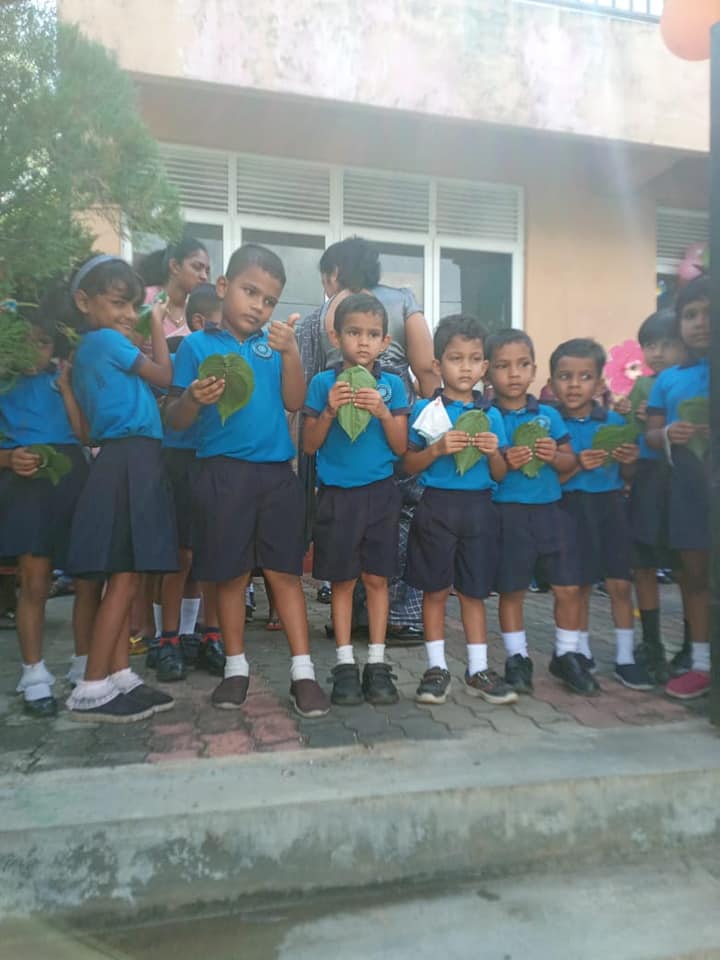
[70,255,123,294]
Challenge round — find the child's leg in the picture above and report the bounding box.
[85,572,139,680]
[201,581,219,634]
[66,579,101,686]
[498,590,526,634]
[16,554,51,667]
[549,584,598,695]
[577,585,592,659]
[634,567,659,616]
[606,578,653,689]
[362,572,389,652]
[415,588,452,704]
[160,548,193,634]
[331,578,357,655]
[216,573,251,658]
[461,591,517,703]
[665,551,710,699]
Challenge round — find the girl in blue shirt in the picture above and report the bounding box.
[58,255,179,723]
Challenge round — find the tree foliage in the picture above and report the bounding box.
[0,1,182,300]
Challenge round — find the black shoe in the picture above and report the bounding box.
[245,605,254,624]
[670,644,692,677]
[69,692,154,724]
[415,667,452,704]
[156,642,186,682]
[330,663,363,705]
[504,654,534,694]
[126,683,175,714]
[179,633,201,668]
[316,584,332,604]
[613,662,655,691]
[23,695,58,718]
[549,652,600,696]
[577,653,597,675]
[362,662,399,705]
[386,624,425,647]
[145,639,160,669]
[198,637,226,676]
[634,641,669,685]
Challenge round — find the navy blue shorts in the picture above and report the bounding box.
[312,477,401,582]
[192,458,304,582]
[406,488,500,599]
[0,445,88,567]
[560,490,632,585]
[495,501,579,593]
[629,459,677,568]
[668,447,709,551]
[163,447,197,550]
[66,437,179,578]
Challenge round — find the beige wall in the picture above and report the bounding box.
[60,0,709,152]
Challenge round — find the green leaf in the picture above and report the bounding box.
[513,420,549,478]
[336,365,377,442]
[134,292,167,339]
[591,423,638,455]
[627,376,653,435]
[0,309,42,393]
[198,353,255,426]
[452,409,490,476]
[28,444,72,486]
[678,396,709,460]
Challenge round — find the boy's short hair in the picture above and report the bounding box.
[186,283,222,326]
[485,328,535,363]
[433,314,488,361]
[225,243,286,286]
[549,338,606,377]
[334,292,388,336]
[638,308,678,347]
[676,276,710,321]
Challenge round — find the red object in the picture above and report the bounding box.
[660,0,720,62]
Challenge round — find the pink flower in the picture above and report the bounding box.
[604,340,653,396]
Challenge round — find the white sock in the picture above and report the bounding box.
[152,602,162,639]
[224,653,250,679]
[692,642,711,672]
[24,682,53,702]
[502,630,527,658]
[555,628,579,656]
[179,597,201,636]
[66,677,118,710]
[245,584,254,604]
[467,643,488,675]
[336,644,355,665]
[367,643,385,664]
[290,654,316,682]
[578,631,593,660]
[16,660,55,693]
[66,654,88,686]
[425,640,447,671]
[615,628,635,666]
[109,667,144,693]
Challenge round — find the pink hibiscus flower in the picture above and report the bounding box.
[604,340,653,396]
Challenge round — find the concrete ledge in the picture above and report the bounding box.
[1,720,718,920]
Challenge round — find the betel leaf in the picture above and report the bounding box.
[0,309,42,394]
[453,409,490,476]
[591,423,638,455]
[198,353,255,426]
[513,420,549,478]
[336,365,377,442]
[135,291,168,339]
[678,396,709,461]
[28,444,72,486]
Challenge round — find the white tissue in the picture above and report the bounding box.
[412,397,453,443]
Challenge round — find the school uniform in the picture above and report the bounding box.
[0,368,87,566]
[559,405,632,585]
[405,390,506,600]
[492,395,578,592]
[647,358,709,551]
[162,357,200,550]
[66,328,178,577]
[172,326,303,581]
[304,363,408,582]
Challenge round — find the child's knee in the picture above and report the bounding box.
[361,572,387,593]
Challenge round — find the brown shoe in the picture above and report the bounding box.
[290,678,330,718]
[211,675,249,709]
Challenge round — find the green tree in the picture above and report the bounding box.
[0,1,182,301]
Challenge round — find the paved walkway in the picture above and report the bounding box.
[0,578,706,773]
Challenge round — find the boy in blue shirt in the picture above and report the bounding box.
[550,338,653,691]
[403,314,517,706]
[167,244,330,719]
[486,330,595,697]
[303,292,408,706]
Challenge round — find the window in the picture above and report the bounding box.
[185,222,225,280]
[242,229,326,318]
[440,249,512,333]
[373,242,424,307]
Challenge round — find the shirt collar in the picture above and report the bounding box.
[492,393,539,414]
[332,360,383,379]
[431,387,489,410]
[678,355,709,369]
[560,402,608,422]
[204,320,264,345]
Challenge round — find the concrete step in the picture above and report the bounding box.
[0,719,718,922]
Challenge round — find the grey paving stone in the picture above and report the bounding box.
[341,710,391,738]
[304,725,359,749]
[397,716,453,740]
[425,703,476,728]
[485,709,539,736]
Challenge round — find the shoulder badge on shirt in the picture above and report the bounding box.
[377,382,392,402]
[532,414,552,431]
[252,341,273,360]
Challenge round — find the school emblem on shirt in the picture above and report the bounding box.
[532,414,551,431]
[377,382,392,403]
[252,341,273,359]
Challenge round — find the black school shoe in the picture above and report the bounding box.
[634,640,669,685]
[179,633,201,668]
[669,641,692,677]
[198,637,226,676]
[385,624,424,647]
[156,643,186,682]
[69,692,154,724]
[23,695,58,718]
[504,654,534,694]
[549,652,601,696]
[330,663,364,705]
[126,684,175,714]
[613,663,655,691]
[362,662,399,705]
[415,667,451,704]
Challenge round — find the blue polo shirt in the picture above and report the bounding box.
[562,405,625,493]
[172,327,294,462]
[408,390,507,491]
[638,374,659,462]
[492,395,570,505]
[304,364,409,488]
[0,368,79,448]
[72,328,162,441]
[647,358,709,426]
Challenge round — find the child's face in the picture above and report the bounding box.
[190,307,221,333]
[437,335,487,399]
[551,356,601,416]
[335,310,390,368]
[217,266,282,341]
[642,337,684,374]
[28,325,54,373]
[679,297,710,354]
[487,342,536,404]
[74,282,139,339]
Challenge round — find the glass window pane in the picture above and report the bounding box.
[440,248,512,333]
[372,242,424,308]
[243,229,325,318]
[184,222,224,281]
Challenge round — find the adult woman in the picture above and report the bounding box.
[139,237,211,338]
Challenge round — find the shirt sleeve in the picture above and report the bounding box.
[488,407,508,448]
[400,286,422,319]
[647,373,668,415]
[547,406,570,444]
[388,374,411,414]
[408,399,428,448]
[104,328,142,373]
[303,373,329,416]
[172,337,199,390]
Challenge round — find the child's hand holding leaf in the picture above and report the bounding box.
[352,388,388,420]
[534,436,558,463]
[10,447,41,477]
[327,380,353,414]
[436,430,472,458]
[579,448,608,471]
[196,353,255,424]
[472,432,499,456]
[611,443,640,465]
[506,445,534,471]
[190,375,226,407]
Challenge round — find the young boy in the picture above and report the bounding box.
[486,329,597,696]
[403,314,517,706]
[303,292,408,705]
[550,338,653,691]
[167,244,330,718]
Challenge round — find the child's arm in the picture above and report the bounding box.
[166,377,225,431]
[405,312,441,398]
[473,432,507,483]
[0,447,41,476]
[303,380,353,455]
[646,412,699,450]
[403,430,471,475]
[534,437,577,475]
[57,360,90,444]
[135,300,173,389]
[557,448,607,484]
[268,315,306,412]
[353,388,407,455]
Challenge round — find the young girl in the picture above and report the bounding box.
[61,254,180,722]
[646,276,711,700]
[0,306,99,717]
